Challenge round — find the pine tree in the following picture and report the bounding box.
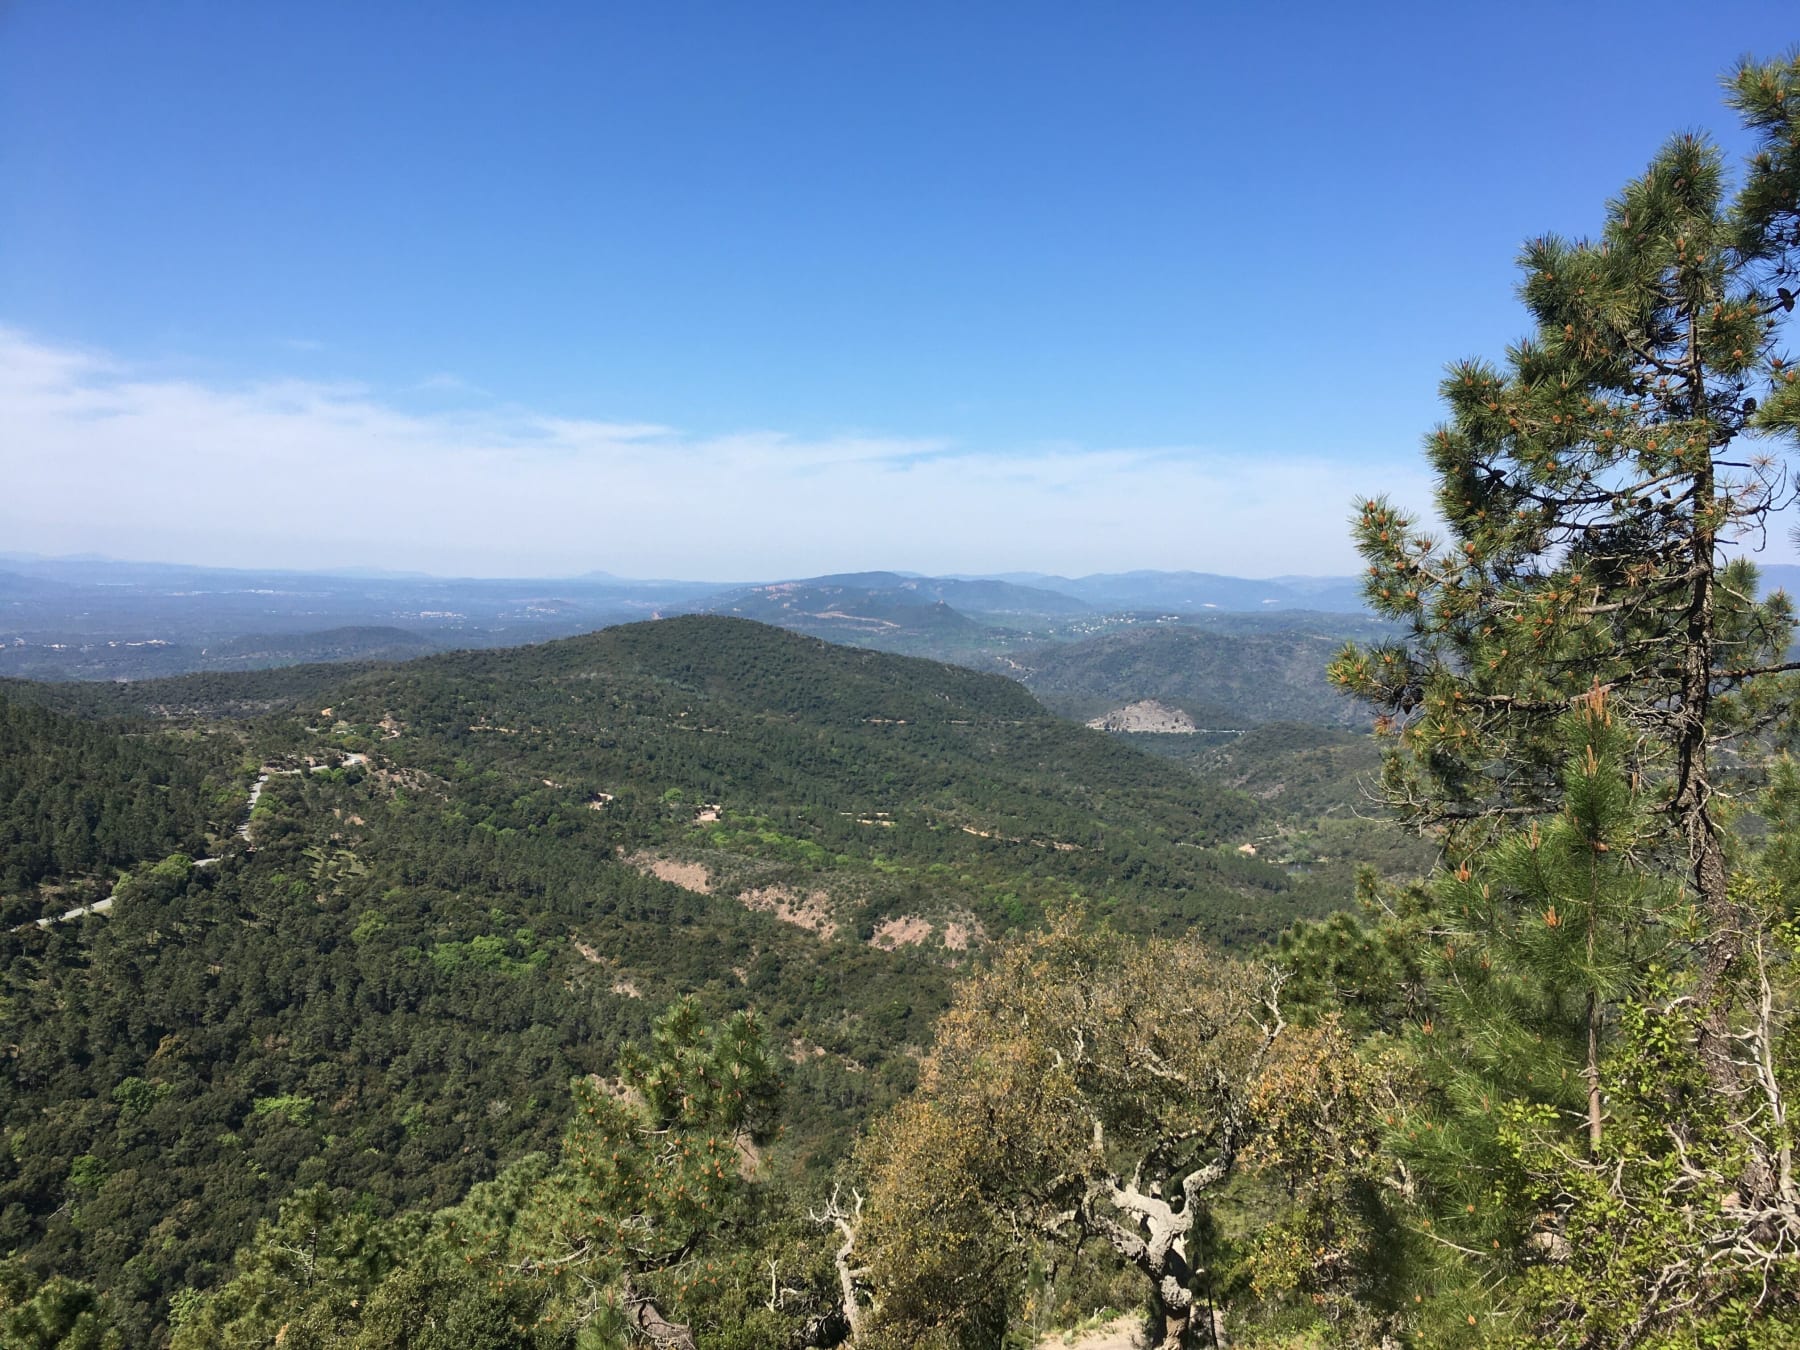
[1330,49,1800,1126]
[1435,688,1673,1157]
[505,998,782,1344]
[1329,54,1800,1337]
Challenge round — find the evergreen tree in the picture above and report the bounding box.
[1330,48,1800,1203]
[0,1260,123,1350]
[1328,54,1800,1340]
[1430,687,1674,1162]
[502,998,783,1345]
[1330,53,1800,1001]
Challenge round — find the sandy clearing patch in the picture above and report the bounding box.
[871,915,933,949]
[631,856,713,893]
[942,920,986,951]
[740,886,837,940]
[572,938,603,964]
[611,977,642,998]
[1035,1315,1145,1350]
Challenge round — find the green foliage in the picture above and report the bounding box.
[0,694,224,902]
[168,1165,569,1350]
[1310,52,1800,1347]
[1493,968,1799,1348]
[172,1000,842,1347]
[250,1095,317,1128]
[429,930,549,977]
[1275,873,1434,1036]
[0,1260,123,1350]
[1239,1020,1408,1344]
[622,997,780,1136]
[496,1000,783,1332]
[106,1078,168,1121]
[857,916,1276,1348]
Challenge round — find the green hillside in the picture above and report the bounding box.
[0,616,1360,1340]
[0,695,231,903]
[1002,622,1366,727]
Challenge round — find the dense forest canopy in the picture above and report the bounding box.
[1,613,1369,1344]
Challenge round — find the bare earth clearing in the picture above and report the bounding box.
[740,885,838,939]
[621,855,986,952]
[1085,699,1198,734]
[1036,1315,1145,1350]
[630,856,714,893]
[870,915,933,949]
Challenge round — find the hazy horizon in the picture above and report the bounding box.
[0,544,1372,589]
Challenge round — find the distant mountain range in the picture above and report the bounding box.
[1000,624,1367,730]
[958,570,1369,612]
[7,551,1797,686]
[1,555,1381,678]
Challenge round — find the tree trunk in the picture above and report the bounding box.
[1147,1252,1203,1349]
[1149,1283,1192,1350]
[1679,317,1777,1201]
[622,1276,698,1350]
[1089,1167,1230,1349]
[1585,989,1604,1154]
[1675,325,1748,1102]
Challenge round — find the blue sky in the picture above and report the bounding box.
[3,2,1796,577]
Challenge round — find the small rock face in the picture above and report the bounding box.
[1085,699,1198,734]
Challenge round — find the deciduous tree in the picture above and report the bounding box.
[856,916,1285,1349]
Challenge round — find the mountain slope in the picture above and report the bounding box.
[974,570,1367,612]
[315,617,1293,934]
[1001,623,1366,728]
[0,694,226,902]
[0,616,1364,1336]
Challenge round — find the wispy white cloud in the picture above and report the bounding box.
[411,371,492,397]
[0,325,1437,578]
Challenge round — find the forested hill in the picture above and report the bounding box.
[0,661,394,721]
[428,612,1047,721]
[283,615,1326,940]
[1004,623,1360,728]
[0,696,227,895]
[0,615,1355,1340]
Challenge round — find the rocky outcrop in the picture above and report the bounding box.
[1085,699,1198,734]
